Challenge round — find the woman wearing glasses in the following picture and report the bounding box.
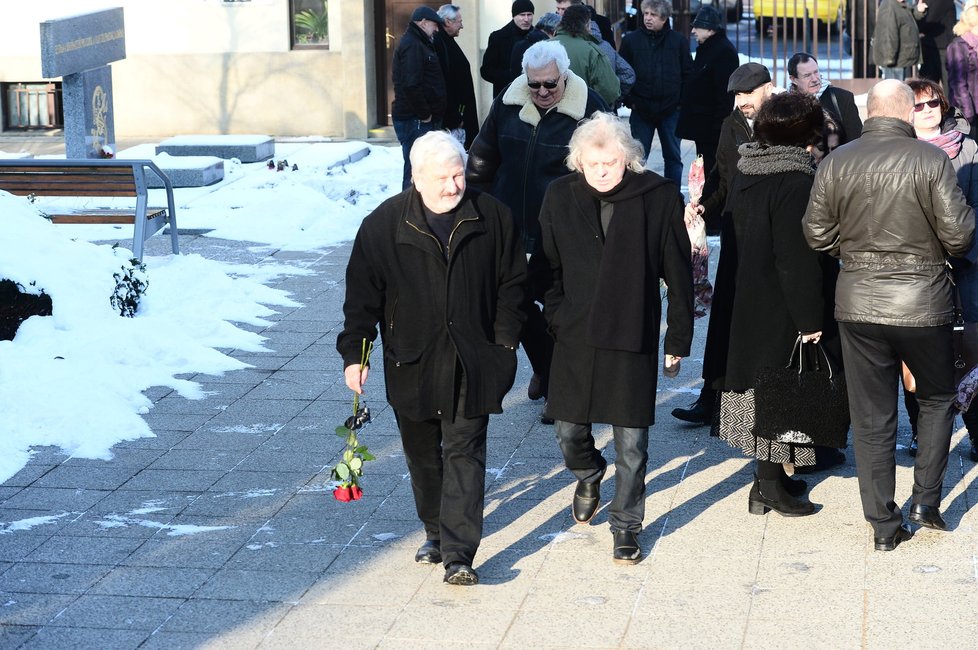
[902,79,978,461]
[537,111,693,564]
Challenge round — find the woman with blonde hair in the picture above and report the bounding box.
[538,110,693,564]
[947,0,978,137]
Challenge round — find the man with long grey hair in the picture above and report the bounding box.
[467,40,607,421]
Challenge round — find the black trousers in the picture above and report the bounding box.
[919,45,949,97]
[396,383,489,567]
[522,251,554,394]
[840,322,956,538]
[553,420,649,532]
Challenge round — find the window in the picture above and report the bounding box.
[291,0,329,49]
[3,83,63,130]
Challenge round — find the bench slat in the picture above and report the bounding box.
[46,208,167,224]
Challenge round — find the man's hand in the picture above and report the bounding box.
[684,202,704,227]
[664,354,682,378]
[801,331,822,344]
[345,364,369,394]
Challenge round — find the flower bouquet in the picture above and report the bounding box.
[331,340,375,502]
[687,155,713,318]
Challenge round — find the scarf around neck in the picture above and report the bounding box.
[920,128,964,159]
[736,143,816,176]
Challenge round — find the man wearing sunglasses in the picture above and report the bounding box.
[467,40,607,422]
[804,79,974,552]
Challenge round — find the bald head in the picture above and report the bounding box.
[867,79,914,122]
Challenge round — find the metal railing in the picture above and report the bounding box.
[4,83,63,130]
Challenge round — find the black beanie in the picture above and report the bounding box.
[512,0,535,16]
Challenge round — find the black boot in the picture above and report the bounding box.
[780,472,807,497]
[671,387,715,425]
[748,476,816,517]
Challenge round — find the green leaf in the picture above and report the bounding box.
[336,425,351,437]
[334,462,350,480]
[361,451,376,461]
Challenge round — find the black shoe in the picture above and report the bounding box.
[443,562,479,585]
[573,479,601,524]
[414,540,441,564]
[908,504,948,531]
[908,437,918,457]
[781,473,807,498]
[874,524,913,551]
[612,530,642,564]
[528,373,546,401]
[793,447,846,475]
[670,399,713,425]
[540,401,554,425]
[748,476,816,517]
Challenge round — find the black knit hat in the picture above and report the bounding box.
[691,6,723,30]
[512,0,535,16]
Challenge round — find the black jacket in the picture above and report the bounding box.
[804,117,975,327]
[917,0,957,49]
[677,31,739,141]
[819,86,863,145]
[539,172,693,427]
[481,21,530,98]
[466,70,608,255]
[619,22,692,120]
[434,28,479,148]
[392,23,447,122]
[701,108,752,222]
[510,28,551,79]
[337,188,527,421]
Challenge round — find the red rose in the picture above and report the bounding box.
[350,485,363,500]
[333,486,353,502]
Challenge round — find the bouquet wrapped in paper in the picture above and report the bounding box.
[686,155,713,318]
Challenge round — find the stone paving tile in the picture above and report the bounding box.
[157,598,290,635]
[0,488,109,513]
[18,626,149,650]
[0,625,38,649]
[46,593,185,630]
[263,604,400,650]
[194,568,320,602]
[0,534,52,563]
[30,464,138,491]
[0,562,113,595]
[223,540,344,573]
[141,629,267,650]
[120,469,226,492]
[88,566,215,598]
[1,464,56,488]
[147,448,253,472]
[0,592,77,625]
[24,535,145,566]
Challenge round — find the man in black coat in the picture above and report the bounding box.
[916,0,956,95]
[392,6,447,190]
[434,4,479,149]
[467,40,607,419]
[788,52,863,146]
[510,12,561,79]
[481,0,535,98]
[673,62,773,425]
[676,6,740,202]
[619,0,693,187]
[338,131,527,585]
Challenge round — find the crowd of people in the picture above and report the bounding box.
[340,0,978,586]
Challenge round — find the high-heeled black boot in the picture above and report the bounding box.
[748,476,816,517]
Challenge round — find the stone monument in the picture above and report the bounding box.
[40,8,126,159]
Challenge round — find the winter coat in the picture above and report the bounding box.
[676,31,740,141]
[724,144,838,391]
[553,29,621,106]
[804,117,975,327]
[619,22,692,120]
[591,22,635,97]
[391,23,447,122]
[336,188,527,421]
[433,28,479,149]
[948,33,978,125]
[873,0,921,69]
[917,0,957,50]
[818,85,863,145]
[701,109,752,222]
[465,70,608,255]
[539,171,694,428]
[481,21,531,98]
[510,28,551,79]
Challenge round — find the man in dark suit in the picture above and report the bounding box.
[788,52,863,146]
[434,4,479,148]
[481,0,535,98]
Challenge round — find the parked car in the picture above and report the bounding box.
[753,0,845,34]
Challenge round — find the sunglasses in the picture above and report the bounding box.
[914,98,941,111]
[527,78,561,90]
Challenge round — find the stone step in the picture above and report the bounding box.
[155,135,274,163]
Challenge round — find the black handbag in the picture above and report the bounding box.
[753,336,850,449]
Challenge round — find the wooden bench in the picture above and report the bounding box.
[0,159,179,261]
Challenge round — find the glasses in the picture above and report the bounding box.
[527,78,561,90]
[914,98,941,111]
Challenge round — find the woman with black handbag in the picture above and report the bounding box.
[714,92,845,517]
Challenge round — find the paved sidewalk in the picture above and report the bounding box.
[2,138,978,649]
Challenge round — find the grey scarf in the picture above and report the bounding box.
[736,143,816,177]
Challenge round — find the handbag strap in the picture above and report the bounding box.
[785,334,836,380]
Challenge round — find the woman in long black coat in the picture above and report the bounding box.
[538,111,694,564]
[717,92,841,517]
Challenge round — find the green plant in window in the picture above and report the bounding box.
[295,1,329,44]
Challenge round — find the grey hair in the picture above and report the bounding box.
[640,0,672,19]
[535,12,562,34]
[566,111,646,173]
[409,130,467,177]
[522,40,571,75]
[437,4,461,21]
[867,79,914,119]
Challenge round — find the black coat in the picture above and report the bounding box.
[677,32,739,141]
[917,0,956,49]
[819,86,863,145]
[337,188,527,421]
[539,172,694,428]
[619,22,692,120]
[510,28,551,79]
[466,71,608,255]
[434,28,479,149]
[481,21,530,98]
[392,23,447,122]
[724,149,838,391]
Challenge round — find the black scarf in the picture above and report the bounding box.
[577,169,669,353]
